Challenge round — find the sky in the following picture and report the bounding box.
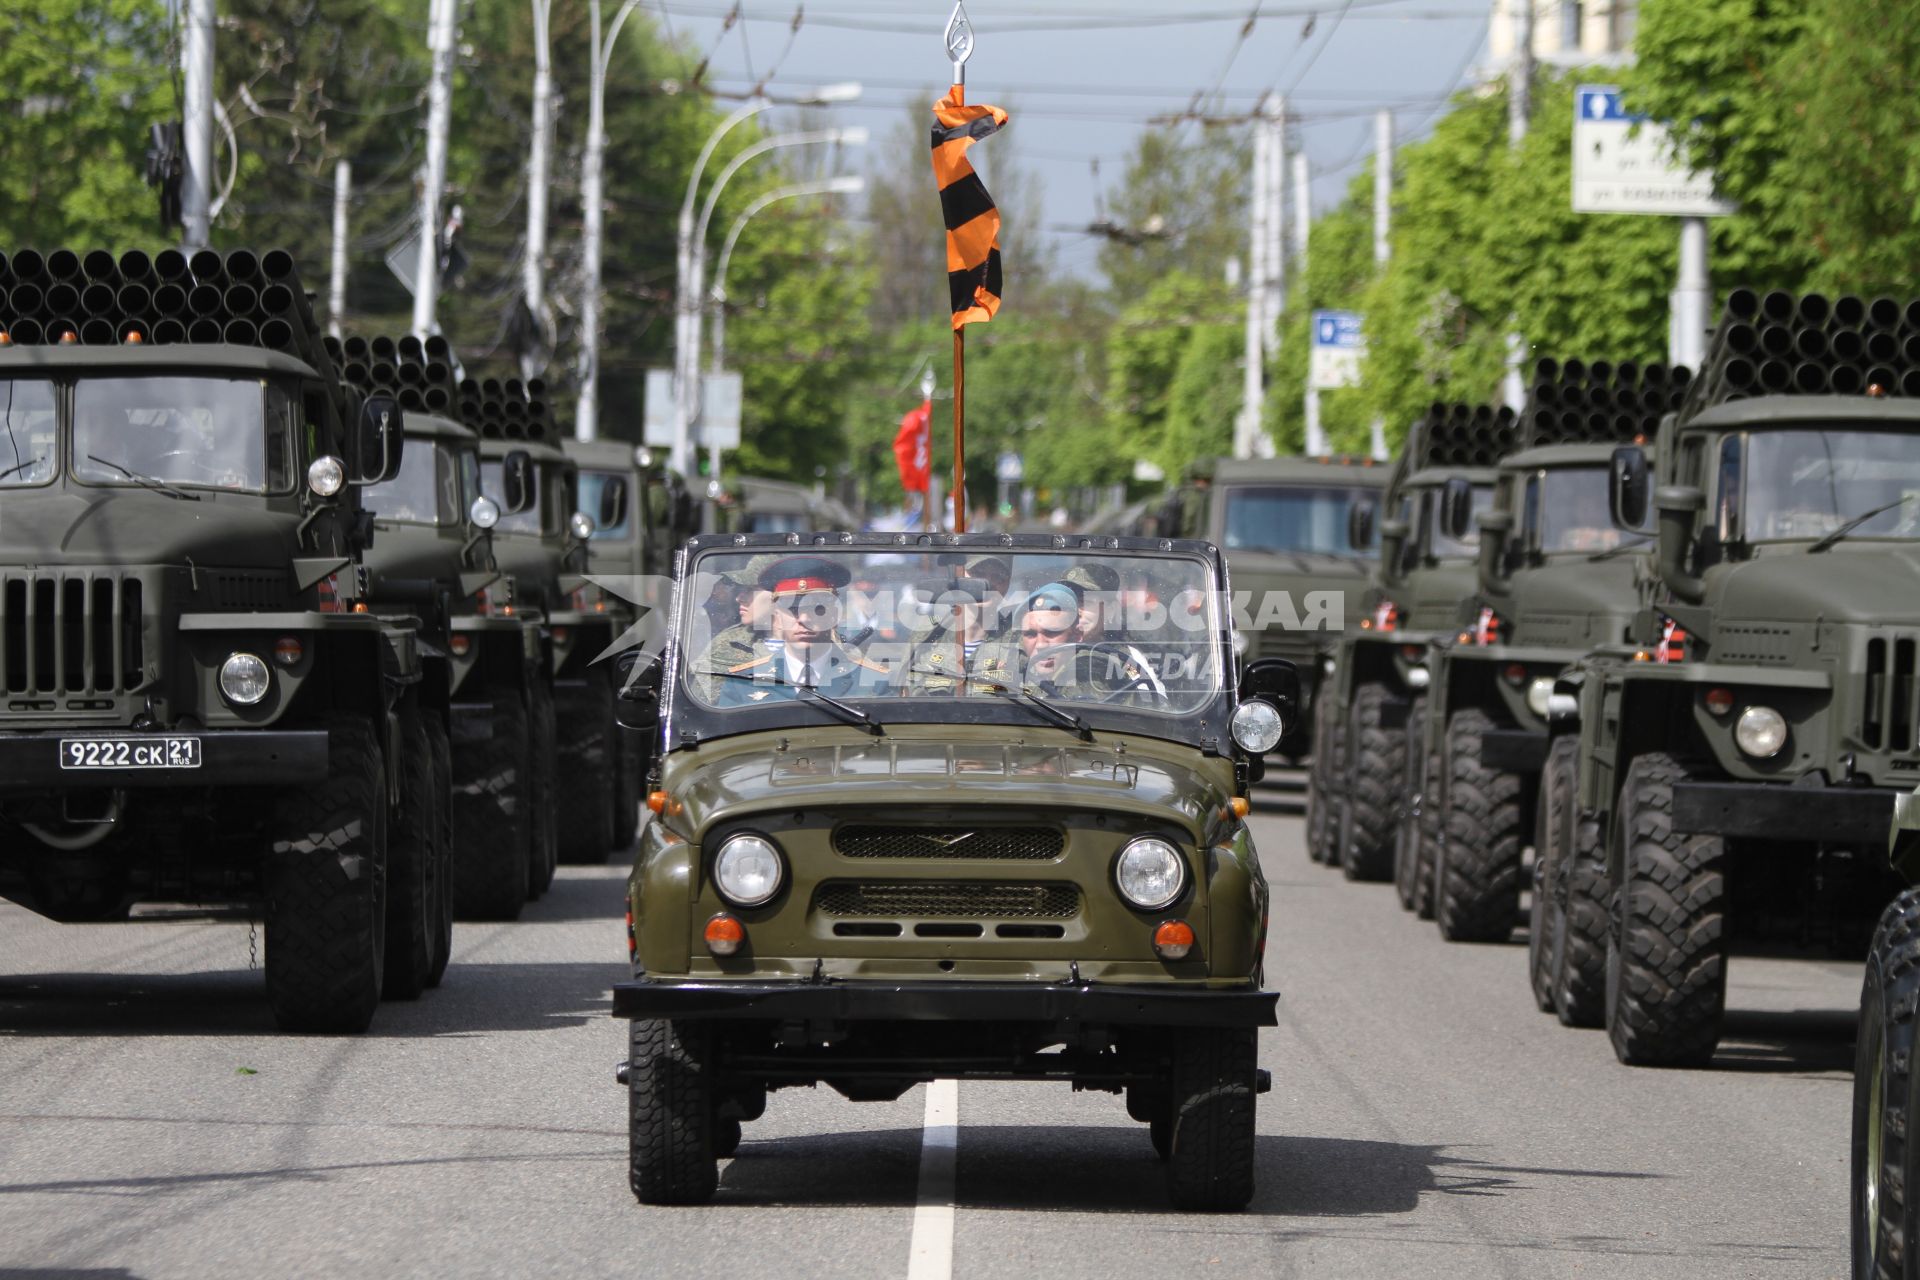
[645,0,1495,279]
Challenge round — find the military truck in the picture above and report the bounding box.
[730,475,861,535]
[0,246,417,1033]
[1159,455,1388,759]
[610,534,1295,1209]
[1420,360,1683,970]
[1565,288,1920,1067]
[1305,407,1509,890]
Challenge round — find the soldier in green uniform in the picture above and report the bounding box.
[699,556,898,705]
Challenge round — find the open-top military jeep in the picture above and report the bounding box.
[612,533,1294,1211]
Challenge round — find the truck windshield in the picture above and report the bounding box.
[577,469,632,539]
[1536,465,1644,552]
[1427,484,1493,559]
[73,376,282,493]
[0,379,57,487]
[1222,485,1376,556]
[1738,429,1920,543]
[674,547,1225,728]
[366,441,459,525]
[480,459,543,534]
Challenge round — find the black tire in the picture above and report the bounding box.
[1304,690,1337,865]
[1340,682,1403,881]
[382,705,438,1001]
[613,722,644,851]
[264,715,388,1034]
[1549,737,1607,1028]
[1604,752,1728,1068]
[713,1116,743,1159]
[556,668,617,864]
[1436,707,1527,943]
[628,1018,720,1205]
[1149,1112,1172,1162]
[423,712,454,989]
[1309,696,1346,866]
[1528,737,1574,1015]
[1413,742,1443,920]
[1164,1026,1258,1211]
[527,678,559,898]
[451,689,531,922]
[1855,888,1920,1280]
[1392,699,1428,911]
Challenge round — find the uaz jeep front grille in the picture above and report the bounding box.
[814,881,1079,919]
[833,825,1063,860]
[1,573,145,697]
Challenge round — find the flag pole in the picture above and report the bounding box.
[945,3,973,534]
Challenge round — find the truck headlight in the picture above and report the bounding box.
[713,834,784,907]
[1231,700,1285,753]
[1115,837,1186,910]
[219,652,270,706]
[1527,677,1555,718]
[1231,630,1250,656]
[1734,705,1788,758]
[307,455,345,497]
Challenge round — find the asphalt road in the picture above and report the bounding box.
[0,800,1853,1279]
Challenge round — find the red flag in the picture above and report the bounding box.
[893,399,931,493]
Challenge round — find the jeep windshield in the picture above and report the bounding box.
[1724,428,1920,545]
[72,375,291,494]
[666,543,1229,749]
[1222,485,1376,557]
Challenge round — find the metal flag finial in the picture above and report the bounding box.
[944,2,974,84]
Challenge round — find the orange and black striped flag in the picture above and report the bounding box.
[931,87,1008,330]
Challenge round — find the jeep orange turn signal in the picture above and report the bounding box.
[1230,796,1250,819]
[647,790,668,813]
[1153,919,1195,961]
[705,913,745,957]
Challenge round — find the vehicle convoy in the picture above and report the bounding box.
[1158,456,1386,759]
[1306,407,1508,891]
[462,381,629,882]
[1565,289,1919,1068]
[729,475,861,535]
[565,437,699,853]
[610,534,1296,1210]
[0,246,416,1033]
[1421,360,1685,972]
[343,334,567,932]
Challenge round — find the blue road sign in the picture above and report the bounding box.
[1312,310,1363,349]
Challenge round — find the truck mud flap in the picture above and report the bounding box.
[1479,728,1548,774]
[1671,781,1896,844]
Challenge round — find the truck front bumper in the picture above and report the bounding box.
[1672,781,1897,844]
[0,729,327,790]
[613,977,1279,1029]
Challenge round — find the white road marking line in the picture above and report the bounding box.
[906,1078,959,1280]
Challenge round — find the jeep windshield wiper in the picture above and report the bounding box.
[695,667,883,735]
[1585,535,1652,562]
[1809,496,1914,553]
[84,454,201,502]
[980,683,1092,740]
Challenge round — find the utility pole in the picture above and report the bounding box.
[1502,0,1534,411]
[180,0,215,250]
[1671,216,1711,370]
[412,0,457,339]
[1294,147,1325,456]
[1370,109,1393,460]
[523,0,554,383]
[1237,104,1270,460]
[329,161,350,339]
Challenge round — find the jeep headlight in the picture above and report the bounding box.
[713,834,784,907]
[219,652,271,706]
[1231,700,1285,754]
[1115,837,1186,910]
[1735,705,1788,758]
[1527,677,1555,719]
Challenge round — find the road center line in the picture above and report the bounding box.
[906,1078,959,1280]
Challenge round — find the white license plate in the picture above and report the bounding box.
[58,736,203,771]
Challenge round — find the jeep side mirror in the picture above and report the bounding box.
[352,395,404,485]
[1348,497,1376,551]
[598,476,628,530]
[1610,445,1651,530]
[1477,509,1515,594]
[1440,476,1475,541]
[501,450,536,515]
[613,651,663,730]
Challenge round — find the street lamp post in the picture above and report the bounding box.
[575,0,649,442]
[704,175,866,484]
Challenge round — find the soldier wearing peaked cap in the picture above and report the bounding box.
[702,556,898,705]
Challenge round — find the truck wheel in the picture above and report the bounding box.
[1164,1026,1258,1211]
[713,1117,743,1159]
[1303,691,1334,864]
[1548,737,1607,1028]
[423,712,454,988]
[1340,683,1402,882]
[1854,888,1920,1280]
[452,690,531,922]
[1393,699,1427,911]
[264,715,388,1034]
[1527,739,1573,1014]
[628,1018,720,1205]
[1436,707,1526,943]
[1308,700,1346,865]
[1604,752,1728,1068]
[1413,744,1443,920]
[527,679,559,898]
[382,705,440,1001]
[556,670,617,864]
[613,723,646,851]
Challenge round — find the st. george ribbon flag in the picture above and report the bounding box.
[930,87,1008,330]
